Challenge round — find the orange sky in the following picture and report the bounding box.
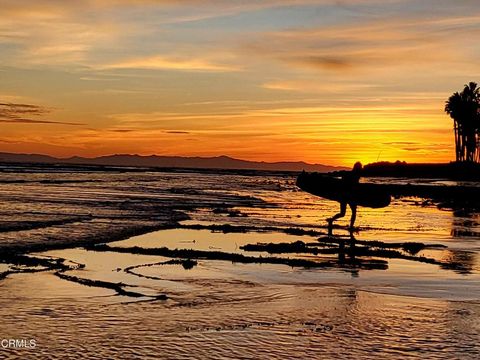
[1,0,479,166]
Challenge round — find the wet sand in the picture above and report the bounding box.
[0,165,479,358]
[1,261,479,359]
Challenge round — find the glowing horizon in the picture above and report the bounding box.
[1,0,479,166]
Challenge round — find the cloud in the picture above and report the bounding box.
[3,0,477,77]
[108,111,244,127]
[0,1,386,18]
[262,80,377,93]
[244,12,480,74]
[102,55,239,72]
[0,102,83,126]
[0,119,83,125]
[0,102,48,116]
[383,141,417,145]
[0,0,321,69]
[288,56,353,71]
[105,103,448,138]
[165,130,190,134]
[110,129,135,133]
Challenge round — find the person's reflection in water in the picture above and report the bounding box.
[337,233,358,277]
[338,238,346,264]
[327,162,363,235]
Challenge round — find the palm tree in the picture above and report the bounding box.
[445,91,464,161]
[445,82,480,163]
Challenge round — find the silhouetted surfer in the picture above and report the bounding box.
[327,162,362,233]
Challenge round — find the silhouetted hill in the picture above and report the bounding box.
[0,152,346,172]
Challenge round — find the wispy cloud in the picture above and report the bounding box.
[262,80,377,93]
[0,102,83,126]
[244,13,480,74]
[165,130,190,134]
[102,55,239,72]
[0,0,323,69]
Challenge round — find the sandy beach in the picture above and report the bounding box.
[0,165,479,358]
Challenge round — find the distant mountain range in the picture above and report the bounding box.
[0,152,347,172]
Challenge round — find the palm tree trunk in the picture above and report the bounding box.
[476,133,480,163]
[454,123,459,161]
[455,122,463,162]
[460,127,466,162]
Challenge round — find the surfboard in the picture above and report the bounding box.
[296,172,391,208]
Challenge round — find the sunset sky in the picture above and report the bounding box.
[1,0,479,166]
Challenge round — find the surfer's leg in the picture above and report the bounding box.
[348,204,357,230]
[329,202,346,223]
[327,203,346,236]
